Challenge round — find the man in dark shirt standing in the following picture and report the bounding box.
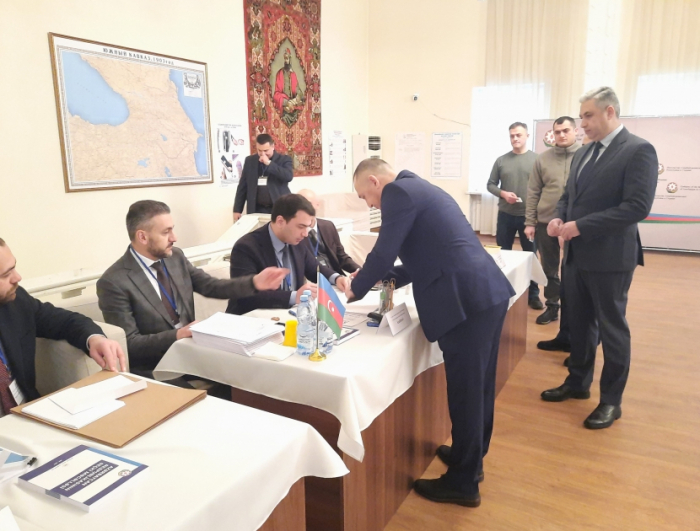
[233,134,293,222]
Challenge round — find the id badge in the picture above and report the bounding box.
[258,178,268,187]
[9,379,26,405]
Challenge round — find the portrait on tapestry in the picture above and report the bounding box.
[244,0,322,176]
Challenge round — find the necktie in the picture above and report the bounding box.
[281,245,293,291]
[0,341,18,417]
[309,229,319,253]
[151,261,180,325]
[576,141,602,192]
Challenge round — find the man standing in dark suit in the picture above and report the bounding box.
[297,189,361,276]
[97,201,287,376]
[346,160,515,508]
[541,87,658,430]
[233,134,293,222]
[226,194,348,315]
[0,238,124,415]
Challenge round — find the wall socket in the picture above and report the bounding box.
[412,93,419,101]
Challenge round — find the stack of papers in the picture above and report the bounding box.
[21,375,146,430]
[190,312,284,357]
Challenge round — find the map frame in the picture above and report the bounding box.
[49,33,213,193]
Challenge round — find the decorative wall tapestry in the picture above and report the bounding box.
[243,0,322,176]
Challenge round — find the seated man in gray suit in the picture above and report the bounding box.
[97,200,287,377]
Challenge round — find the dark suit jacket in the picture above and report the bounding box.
[226,224,337,315]
[97,247,257,372]
[233,152,293,214]
[351,171,515,343]
[557,127,658,272]
[302,218,361,276]
[0,287,101,401]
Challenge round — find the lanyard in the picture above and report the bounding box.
[0,339,8,369]
[130,247,180,317]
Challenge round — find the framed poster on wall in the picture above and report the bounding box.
[49,33,213,192]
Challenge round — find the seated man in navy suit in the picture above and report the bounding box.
[226,194,349,315]
[346,159,514,508]
[297,188,361,277]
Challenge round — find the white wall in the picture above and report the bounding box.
[368,0,487,217]
[0,0,368,278]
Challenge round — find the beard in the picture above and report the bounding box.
[0,286,17,306]
[147,241,173,260]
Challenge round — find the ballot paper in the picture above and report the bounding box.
[22,398,125,430]
[49,375,146,415]
[190,312,284,356]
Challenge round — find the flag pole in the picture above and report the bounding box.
[309,264,326,362]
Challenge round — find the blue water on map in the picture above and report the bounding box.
[161,134,168,141]
[137,158,150,167]
[169,69,207,176]
[165,167,172,177]
[62,51,129,125]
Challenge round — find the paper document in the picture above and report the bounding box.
[253,342,296,362]
[49,375,146,415]
[22,397,125,430]
[0,447,34,485]
[343,312,369,327]
[0,506,21,531]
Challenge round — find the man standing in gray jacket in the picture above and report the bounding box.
[487,122,541,308]
[525,117,581,326]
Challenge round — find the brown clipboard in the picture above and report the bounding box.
[11,371,206,448]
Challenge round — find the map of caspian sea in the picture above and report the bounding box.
[61,50,207,183]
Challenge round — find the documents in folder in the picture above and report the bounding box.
[21,376,146,430]
[190,312,284,356]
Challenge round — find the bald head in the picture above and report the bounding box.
[297,189,320,210]
[353,158,397,210]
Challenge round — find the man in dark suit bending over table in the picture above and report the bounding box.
[345,159,515,508]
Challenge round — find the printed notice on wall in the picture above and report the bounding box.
[328,130,348,178]
[431,132,463,179]
[217,123,247,188]
[395,133,426,175]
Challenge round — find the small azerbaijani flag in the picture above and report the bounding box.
[318,273,346,338]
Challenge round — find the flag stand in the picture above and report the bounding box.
[309,265,326,362]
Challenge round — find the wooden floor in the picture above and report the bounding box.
[384,250,700,531]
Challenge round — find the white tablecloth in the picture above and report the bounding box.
[0,395,348,531]
[154,251,540,462]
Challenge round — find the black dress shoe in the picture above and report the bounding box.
[537,337,571,352]
[535,307,559,325]
[584,403,622,429]
[529,298,544,310]
[435,446,484,482]
[414,477,481,507]
[541,384,590,402]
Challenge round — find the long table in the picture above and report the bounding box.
[0,392,348,531]
[154,250,543,530]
